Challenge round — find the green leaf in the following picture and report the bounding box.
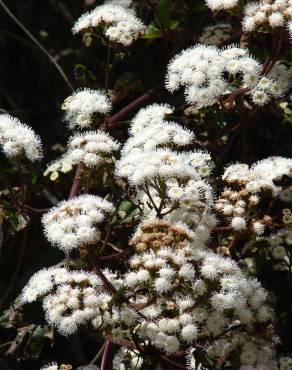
[31,173,38,185]
[117,200,137,223]
[142,22,163,39]
[156,0,171,28]
[74,64,97,84]
[169,19,179,30]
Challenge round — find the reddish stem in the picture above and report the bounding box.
[107,84,163,127]
[98,249,131,262]
[68,162,86,199]
[100,340,110,370]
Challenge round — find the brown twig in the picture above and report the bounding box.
[212,225,233,232]
[85,248,118,295]
[107,84,163,127]
[89,342,106,365]
[106,335,138,350]
[98,249,131,262]
[68,162,86,199]
[100,340,110,370]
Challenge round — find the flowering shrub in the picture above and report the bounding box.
[1,0,292,369]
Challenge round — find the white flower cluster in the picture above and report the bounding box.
[223,156,292,195]
[116,104,215,242]
[116,104,211,185]
[107,0,133,8]
[218,157,292,233]
[216,187,266,234]
[40,363,99,370]
[126,220,272,356]
[199,23,232,45]
[42,195,114,252]
[67,130,120,168]
[166,45,261,108]
[21,267,119,336]
[113,347,143,370]
[40,364,58,370]
[0,114,43,161]
[62,89,111,130]
[243,0,292,39]
[205,0,238,11]
[72,3,145,46]
[187,334,286,370]
[44,130,119,179]
[166,44,290,108]
[136,179,216,246]
[251,62,290,105]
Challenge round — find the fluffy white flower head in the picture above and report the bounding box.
[62,89,112,130]
[42,195,114,252]
[72,3,145,46]
[67,130,120,168]
[0,114,43,161]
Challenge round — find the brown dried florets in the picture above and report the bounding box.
[129,220,193,252]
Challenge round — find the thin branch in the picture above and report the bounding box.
[85,248,118,295]
[0,0,73,91]
[106,335,138,350]
[107,84,163,127]
[89,342,106,365]
[100,340,110,370]
[69,162,86,199]
[98,249,131,262]
[212,225,233,232]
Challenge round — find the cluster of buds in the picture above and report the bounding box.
[215,188,268,235]
[129,220,192,252]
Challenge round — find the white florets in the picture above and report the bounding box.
[166,44,290,108]
[205,0,238,11]
[40,364,59,370]
[0,114,43,161]
[62,89,112,130]
[67,130,120,168]
[21,267,116,336]
[223,156,292,195]
[72,3,145,46]
[42,195,114,252]
[166,44,261,108]
[231,216,247,231]
[242,0,292,41]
